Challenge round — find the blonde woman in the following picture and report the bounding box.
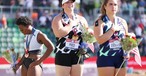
[94,0,129,76]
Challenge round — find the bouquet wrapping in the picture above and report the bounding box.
[121,33,142,66]
[2,48,19,74]
[77,26,96,59]
[121,35,137,53]
[2,50,12,63]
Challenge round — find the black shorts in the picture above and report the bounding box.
[97,56,127,68]
[55,51,84,67]
[23,58,42,69]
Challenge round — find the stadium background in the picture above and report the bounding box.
[0,0,146,76]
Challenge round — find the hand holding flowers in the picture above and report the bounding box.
[121,33,141,54]
[81,26,96,44]
[121,33,142,64]
[77,25,96,61]
[2,48,19,74]
[121,35,137,53]
[115,33,142,76]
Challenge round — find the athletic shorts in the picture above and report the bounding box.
[97,56,127,68]
[23,58,42,69]
[55,51,84,67]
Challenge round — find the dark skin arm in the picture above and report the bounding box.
[14,31,54,70]
[29,32,54,68]
[14,54,25,71]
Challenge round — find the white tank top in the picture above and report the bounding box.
[24,29,43,51]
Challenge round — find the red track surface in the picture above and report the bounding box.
[0,56,146,69]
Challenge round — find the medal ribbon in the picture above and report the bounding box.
[25,28,36,53]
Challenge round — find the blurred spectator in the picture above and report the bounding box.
[37,8,44,19]
[10,0,17,13]
[39,10,48,27]
[83,0,95,16]
[128,16,136,32]
[51,0,59,8]
[25,0,33,8]
[140,12,146,29]
[1,14,7,28]
[15,9,26,18]
[47,0,52,6]
[46,11,53,28]
[10,0,16,6]
[18,0,25,6]
[135,25,143,38]
[51,10,59,19]
[40,0,48,7]
[127,1,134,16]
[31,11,38,27]
[142,33,146,56]
[135,24,143,55]
[131,0,138,8]
[137,0,145,14]
[32,11,38,19]
[121,0,129,15]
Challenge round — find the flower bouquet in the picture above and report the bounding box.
[77,26,96,63]
[81,26,97,44]
[121,33,142,54]
[115,33,142,76]
[2,50,12,63]
[2,48,19,74]
[120,33,142,65]
[121,35,138,53]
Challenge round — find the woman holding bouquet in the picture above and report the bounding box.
[94,0,129,76]
[14,16,54,76]
[52,0,89,76]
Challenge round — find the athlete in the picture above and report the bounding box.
[52,0,89,76]
[94,0,130,76]
[14,16,54,76]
